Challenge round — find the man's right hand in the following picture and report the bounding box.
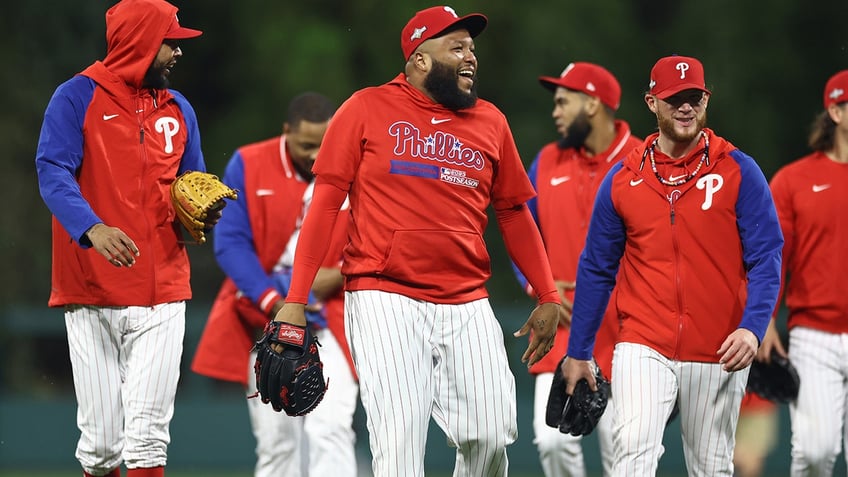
[562,356,597,394]
[85,223,139,267]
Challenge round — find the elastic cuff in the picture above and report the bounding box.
[537,289,560,305]
[258,289,282,315]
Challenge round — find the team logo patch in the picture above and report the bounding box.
[440,167,479,189]
[389,160,439,179]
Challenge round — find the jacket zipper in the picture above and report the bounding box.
[669,193,685,359]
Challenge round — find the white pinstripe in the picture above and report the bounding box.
[64,302,184,474]
[789,326,848,476]
[345,290,516,477]
[532,372,616,477]
[611,343,747,477]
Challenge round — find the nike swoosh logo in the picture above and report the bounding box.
[102,114,119,121]
[812,184,831,192]
[668,173,687,182]
[550,176,571,186]
[431,117,451,124]
[256,189,275,196]
[630,178,643,186]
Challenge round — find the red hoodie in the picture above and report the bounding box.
[35,0,205,307]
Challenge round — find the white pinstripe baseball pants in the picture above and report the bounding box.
[611,343,747,477]
[789,326,848,476]
[345,290,517,477]
[64,302,185,475]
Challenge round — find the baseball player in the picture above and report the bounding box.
[759,69,848,476]
[272,6,565,476]
[34,1,206,476]
[561,55,784,476]
[191,92,360,477]
[514,62,641,477]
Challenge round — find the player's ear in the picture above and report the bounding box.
[411,50,432,72]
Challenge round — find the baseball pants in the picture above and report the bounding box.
[247,328,358,477]
[345,290,517,477]
[789,326,848,476]
[64,302,185,475]
[533,372,614,477]
[611,342,747,477]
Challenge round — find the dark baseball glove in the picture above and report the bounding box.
[747,350,800,403]
[252,320,327,416]
[170,170,238,244]
[546,357,610,436]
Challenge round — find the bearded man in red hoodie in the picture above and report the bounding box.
[35,1,208,476]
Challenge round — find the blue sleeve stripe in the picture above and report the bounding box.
[171,89,205,174]
[35,77,101,245]
[212,153,277,302]
[731,150,783,342]
[569,162,627,359]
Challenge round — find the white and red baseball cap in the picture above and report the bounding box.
[539,62,622,111]
[400,6,487,60]
[164,12,202,40]
[823,70,848,109]
[649,55,710,99]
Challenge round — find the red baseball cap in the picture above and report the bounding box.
[539,62,622,111]
[823,70,848,108]
[400,6,487,60]
[164,12,202,40]
[649,55,710,99]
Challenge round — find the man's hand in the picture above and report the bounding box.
[561,356,597,394]
[270,303,308,353]
[514,302,563,367]
[717,328,759,372]
[756,318,786,363]
[555,280,575,326]
[85,223,139,267]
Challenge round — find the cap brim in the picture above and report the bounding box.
[436,13,488,39]
[164,26,203,40]
[538,75,564,92]
[655,84,711,99]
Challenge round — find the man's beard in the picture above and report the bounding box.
[557,111,592,150]
[657,112,707,143]
[142,61,169,89]
[423,60,477,111]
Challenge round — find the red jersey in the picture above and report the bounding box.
[770,152,848,333]
[525,120,641,376]
[312,74,536,304]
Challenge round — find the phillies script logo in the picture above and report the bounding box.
[389,121,485,171]
[276,325,305,345]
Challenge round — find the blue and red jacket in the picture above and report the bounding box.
[35,0,204,307]
[568,129,783,363]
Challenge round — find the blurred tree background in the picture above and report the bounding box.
[4,0,848,309]
[3,0,847,474]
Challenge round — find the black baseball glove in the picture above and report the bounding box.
[746,349,800,403]
[546,357,610,436]
[252,320,327,416]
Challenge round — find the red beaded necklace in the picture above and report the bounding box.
[640,130,710,186]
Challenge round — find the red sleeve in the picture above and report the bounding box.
[769,169,794,317]
[286,180,348,303]
[490,113,536,209]
[496,204,558,304]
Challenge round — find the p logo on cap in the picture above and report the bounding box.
[649,55,710,100]
[400,6,487,60]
